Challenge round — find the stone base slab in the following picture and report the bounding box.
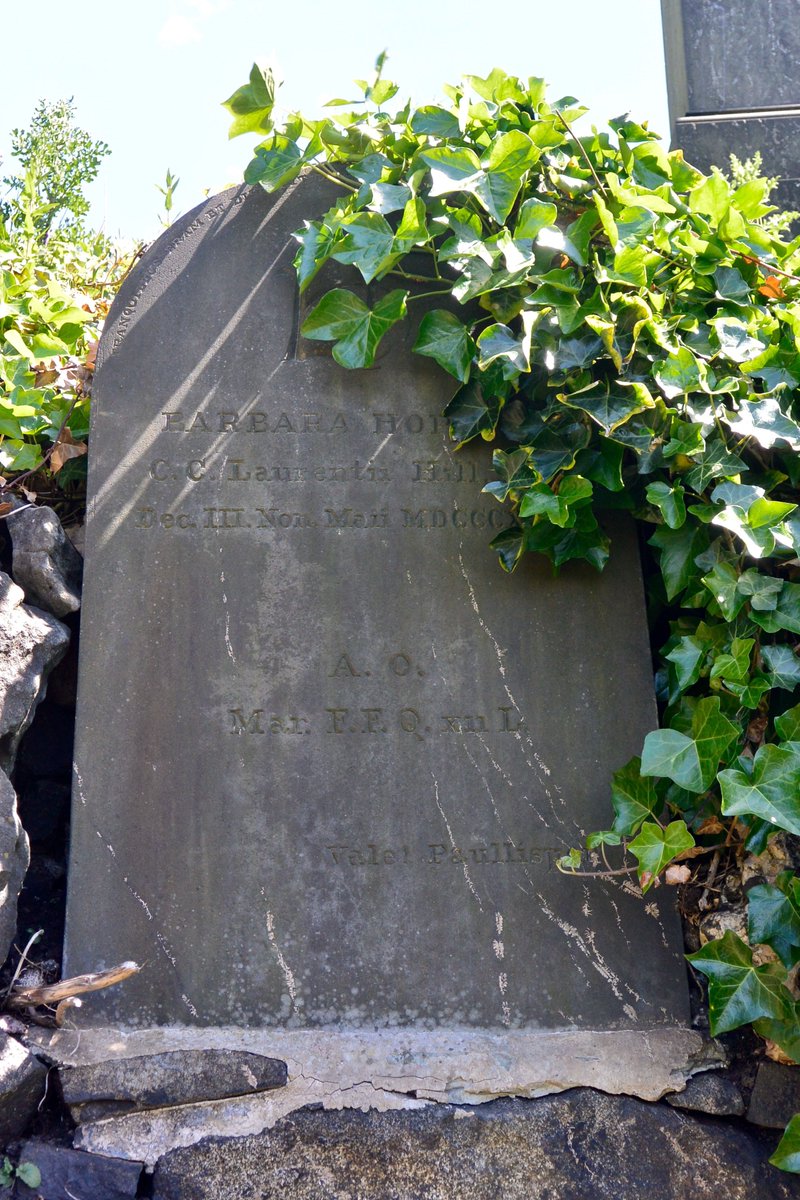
[32,1025,714,1166]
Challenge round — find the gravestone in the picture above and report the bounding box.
[63,176,694,1114]
[661,0,800,216]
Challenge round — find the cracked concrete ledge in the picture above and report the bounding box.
[31,1025,715,1166]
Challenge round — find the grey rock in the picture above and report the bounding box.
[0,1035,46,1145]
[151,1091,800,1200]
[0,573,69,774]
[13,1140,142,1200]
[0,769,29,967]
[747,1060,800,1129]
[665,1070,745,1116]
[62,1050,287,1122]
[7,505,83,617]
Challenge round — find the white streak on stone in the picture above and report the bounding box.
[263,899,298,1008]
[366,429,397,467]
[456,547,566,815]
[536,893,626,997]
[431,774,482,911]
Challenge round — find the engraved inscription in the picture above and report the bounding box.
[323,842,562,867]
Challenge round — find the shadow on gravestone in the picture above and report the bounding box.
[43,175,700,1158]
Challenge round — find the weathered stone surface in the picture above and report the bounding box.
[33,1025,713,1165]
[0,1035,46,1145]
[13,1140,142,1200]
[62,1049,288,1122]
[65,178,688,1041]
[0,573,69,774]
[675,0,800,113]
[0,769,29,966]
[7,504,83,617]
[151,1092,800,1200]
[665,1070,745,1116]
[747,1060,800,1129]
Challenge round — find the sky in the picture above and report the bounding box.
[0,0,671,242]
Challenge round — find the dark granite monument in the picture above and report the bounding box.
[64,174,689,1045]
[662,0,800,215]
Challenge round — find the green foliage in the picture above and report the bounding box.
[725,152,799,238]
[0,109,134,494]
[225,59,800,1163]
[0,1156,41,1188]
[2,98,111,236]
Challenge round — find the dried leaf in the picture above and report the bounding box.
[50,427,88,474]
[765,1038,796,1066]
[697,816,726,836]
[0,502,15,517]
[758,276,786,300]
[666,864,692,884]
[84,340,98,370]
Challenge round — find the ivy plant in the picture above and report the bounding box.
[225,59,800,1162]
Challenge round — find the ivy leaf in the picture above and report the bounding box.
[223,64,276,138]
[514,197,557,239]
[610,756,660,835]
[755,1001,800,1065]
[640,696,739,793]
[748,882,800,967]
[714,265,751,304]
[519,476,592,527]
[771,1114,800,1173]
[244,136,303,193]
[762,644,800,691]
[420,146,481,196]
[490,526,525,573]
[444,376,501,447]
[396,197,429,243]
[710,317,768,364]
[14,1162,41,1189]
[647,481,686,529]
[737,569,783,612]
[301,288,408,368]
[558,382,651,435]
[369,182,411,215]
[687,930,789,1035]
[688,171,731,225]
[726,397,800,451]
[649,523,708,601]
[709,637,754,685]
[751,581,800,635]
[719,743,800,835]
[413,311,474,382]
[477,323,530,377]
[628,820,695,889]
[473,131,539,224]
[293,220,340,292]
[701,562,746,621]
[411,106,462,138]
[586,830,622,850]
[332,213,398,283]
[665,635,707,691]
[653,346,701,399]
[775,703,800,742]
